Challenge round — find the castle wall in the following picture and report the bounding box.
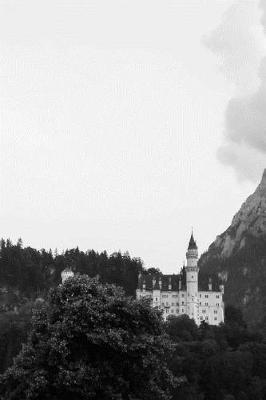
[198,291,224,325]
[136,287,224,325]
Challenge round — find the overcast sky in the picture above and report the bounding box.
[1,0,265,273]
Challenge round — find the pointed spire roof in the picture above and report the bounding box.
[188,233,197,250]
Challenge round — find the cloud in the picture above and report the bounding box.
[205,0,266,182]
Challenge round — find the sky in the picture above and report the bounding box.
[1,0,265,273]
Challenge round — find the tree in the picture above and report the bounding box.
[165,315,198,342]
[225,305,246,328]
[0,275,175,400]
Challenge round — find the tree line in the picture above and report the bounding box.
[0,238,143,299]
[0,238,147,373]
[1,239,266,399]
[1,276,266,399]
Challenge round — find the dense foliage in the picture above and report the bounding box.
[0,276,174,400]
[2,239,266,399]
[0,312,31,374]
[0,238,144,374]
[0,238,143,298]
[166,306,266,400]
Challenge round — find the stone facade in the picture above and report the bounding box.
[136,234,224,326]
[61,267,74,284]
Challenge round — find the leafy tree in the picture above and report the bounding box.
[225,305,246,328]
[165,315,198,342]
[0,275,175,400]
[0,313,30,373]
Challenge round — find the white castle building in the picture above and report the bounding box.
[136,234,224,326]
[61,266,74,284]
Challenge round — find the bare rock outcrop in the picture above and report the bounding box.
[199,169,266,325]
[211,169,266,258]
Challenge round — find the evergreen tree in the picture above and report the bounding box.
[0,276,175,400]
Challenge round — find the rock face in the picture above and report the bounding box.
[199,169,266,326]
[212,169,266,258]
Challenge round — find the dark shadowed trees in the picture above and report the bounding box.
[0,275,175,400]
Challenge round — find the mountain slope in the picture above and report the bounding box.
[199,169,266,326]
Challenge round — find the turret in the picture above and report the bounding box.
[186,233,198,267]
[185,233,199,322]
[61,267,74,284]
[185,233,199,286]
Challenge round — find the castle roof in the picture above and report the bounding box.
[138,272,186,291]
[138,270,221,292]
[188,233,197,250]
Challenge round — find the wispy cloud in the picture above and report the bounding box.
[205,0,266,182]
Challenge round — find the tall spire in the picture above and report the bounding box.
[188,232,197,250]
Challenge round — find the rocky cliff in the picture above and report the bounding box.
[199,169,266,326]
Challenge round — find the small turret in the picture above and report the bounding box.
[61,267,74,284]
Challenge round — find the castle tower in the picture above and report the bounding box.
[61,267,74,284]
[185,233,199,323]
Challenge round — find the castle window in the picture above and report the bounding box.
[182,293,184,297]
[205,303,208,306]
[162,302,164,306]
[216,303,220,307]
[171,309,174,313]
[171,303,174,306]
[182,301,185,305]
[205,295,208,298]
[182,309,184,313]
[216,295,220,298]
[176,302,179,306]
[202,310,206,313]
[176,309,179,313]
[214,310,217,314]
[214,317,217,321]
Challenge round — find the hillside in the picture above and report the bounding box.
[0,241,144,372]
[199,169,266,326]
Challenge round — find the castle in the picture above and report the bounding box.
[60,234,224,326]
[136,234,224,326]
